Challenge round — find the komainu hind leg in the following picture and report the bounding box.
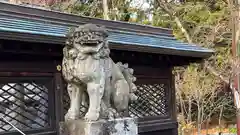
[113,80,130,112]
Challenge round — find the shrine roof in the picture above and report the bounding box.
[0,2,214,58]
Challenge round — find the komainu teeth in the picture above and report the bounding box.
[117,62,123,65]
[129,68,134,74]
[123,63,128,68]
[132,77,136,82]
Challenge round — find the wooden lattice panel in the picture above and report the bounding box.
[0,80,50,132]
[129,83,168,118]
[63,82,168,118]
[63,83,87,117]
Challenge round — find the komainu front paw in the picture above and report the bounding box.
[107,108,119,120]
[84,111,100,121]
[65,111,80,121]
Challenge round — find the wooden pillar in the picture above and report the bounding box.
[232,0,240,134]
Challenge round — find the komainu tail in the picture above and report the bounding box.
[116,62,138,102]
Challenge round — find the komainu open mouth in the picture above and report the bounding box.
[81,40,103,46]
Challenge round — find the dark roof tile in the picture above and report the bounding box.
[0,15,214,58]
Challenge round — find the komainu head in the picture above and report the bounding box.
[65,24,110,59]
[66,24,108,48]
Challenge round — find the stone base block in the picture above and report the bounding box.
[59,117,137,135]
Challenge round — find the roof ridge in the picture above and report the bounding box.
[109,30,176,40]
[0,14,174,38]
[0,2,173,36]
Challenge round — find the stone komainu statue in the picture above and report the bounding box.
[62,24,137,121]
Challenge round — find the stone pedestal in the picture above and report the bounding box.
[59,117,137,135]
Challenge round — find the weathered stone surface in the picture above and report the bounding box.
[62,24,138,121]
[59,117,138,135]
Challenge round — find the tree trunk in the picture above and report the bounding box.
[232,0,240,134]
[187,97,192,123]
[197,101,201,135]
[103,0,109,20]
[174,17,192,43]
[219,106,223,127]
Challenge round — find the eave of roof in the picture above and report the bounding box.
[0,2,214,59]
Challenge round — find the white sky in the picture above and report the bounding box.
[130,0,151,10]
[129,0,153,21]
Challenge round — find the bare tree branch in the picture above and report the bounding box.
[156,0,233,89]
[157,0,193,43]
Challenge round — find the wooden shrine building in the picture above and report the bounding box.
[0,2,213,135]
